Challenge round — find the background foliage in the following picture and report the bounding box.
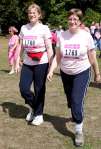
[0,0,101,33]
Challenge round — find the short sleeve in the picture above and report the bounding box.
[43,25,52,39]
[87,33,95,50]
[14,35,19,41]
[19,26,24,40]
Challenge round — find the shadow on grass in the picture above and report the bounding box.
[89,81,101,89]
[0,69,9,73]
[44,113,75,142]
[1,102,28,119]
[1,102,75,144]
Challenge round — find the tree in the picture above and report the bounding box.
[83,8,101,26]
[0,0,21,33]
[0,0,34,34]
[0,0,101,34]
[75,0,99,13]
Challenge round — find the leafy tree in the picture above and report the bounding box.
[0,0,21,33]
[75,0,99,13]
[0,0,34,34]
[94,0,101,13]
[83,8,101,26]
[0,0,101,34]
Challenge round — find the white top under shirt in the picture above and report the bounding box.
[57,29,95,75]
[19,23,51,65]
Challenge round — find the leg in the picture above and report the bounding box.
[71,69,91,147]
[8,51,15,74]
[31,63,49,125]
[19,64,34,109]
[71,68,91,124]
[33,63,49,116]
[60,70,73,108]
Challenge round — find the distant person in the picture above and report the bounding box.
[47,8,100,147]
[80,22,90,32]
[93,23,101,57]
[8,26,19,74]
[56,25,64,38]
[15,3,53,125]
[90,21,96,39]
[51,29,57,55]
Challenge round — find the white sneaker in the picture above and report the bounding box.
[26,107,34,122]
[8,70,15,74]
[31,115,43,126]
[26,112,34,122]
[75,132,84,147]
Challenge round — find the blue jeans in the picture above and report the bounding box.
[60,68,91,124]
[94,38,101,50]
[19,63,49,116]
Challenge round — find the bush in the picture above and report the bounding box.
[83,8,101,26]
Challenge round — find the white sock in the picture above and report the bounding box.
[27,105,33,113]
[75,122,83,133]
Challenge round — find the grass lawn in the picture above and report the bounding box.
[0,36,101,149]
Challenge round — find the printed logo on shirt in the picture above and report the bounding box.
[63,44,80,58]
[22,35,45,53]
[23,36,37,49]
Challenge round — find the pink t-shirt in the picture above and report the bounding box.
[19,23,52,65]
[8,35,19,49]
[57,29,95,75]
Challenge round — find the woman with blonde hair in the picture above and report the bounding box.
[16,3,53,125]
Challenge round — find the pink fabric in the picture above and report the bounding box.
[51,32,57,44]
[8,35,19,65]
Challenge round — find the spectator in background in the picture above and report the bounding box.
[51,29,57,55]
[80,22,90,32]
[56,25,64,38]
[93,23,101,57]
[90,21,96,39]
[8,26,19,74]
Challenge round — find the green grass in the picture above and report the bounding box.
[0,36,101,149]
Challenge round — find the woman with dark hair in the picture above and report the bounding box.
[47,8,100,147]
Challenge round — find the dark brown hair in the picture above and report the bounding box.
[68,8,83,21]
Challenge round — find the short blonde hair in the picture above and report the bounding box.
[28,3,43,20]
[68,8,83,21]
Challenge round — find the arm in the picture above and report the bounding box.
[88,49,101,82]
[45,38,53,66]
[47,47,61,81]
[15,39,23,73]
